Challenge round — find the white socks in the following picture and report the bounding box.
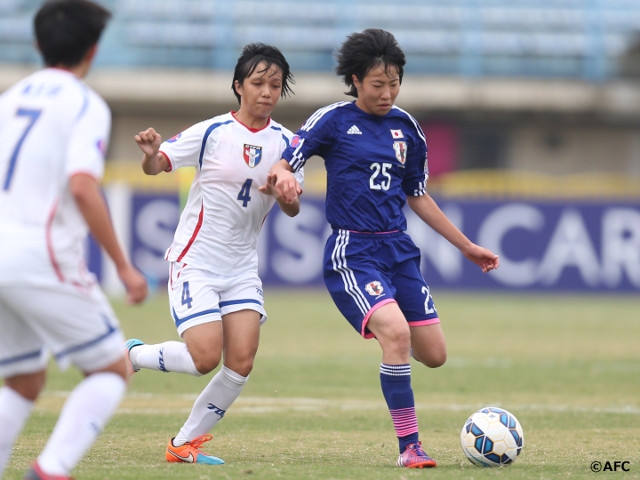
[0,386,34,477]
[174,366,247,445]
[130,341,201,376]
[37,372,126,476]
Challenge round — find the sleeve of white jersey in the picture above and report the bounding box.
[65,90,111,181]
[159,119,212,171]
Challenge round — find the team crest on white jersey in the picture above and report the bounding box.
[243,144,262,167]
[365,280,385,297]
[393,141,407,165]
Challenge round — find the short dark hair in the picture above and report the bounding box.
[231,43,294,104]
[34,0,111,68]
[335,28,406,98]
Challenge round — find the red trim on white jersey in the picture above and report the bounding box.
[176,203,204,262]
[160,151,173,172]
[46,201,64,282]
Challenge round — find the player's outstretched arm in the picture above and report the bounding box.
[70,173,148,304]
[135,127,169,175]
[407,194,499,273]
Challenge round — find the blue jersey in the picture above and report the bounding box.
[282,101,428,232]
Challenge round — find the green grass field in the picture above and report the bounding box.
[4,289,640,480]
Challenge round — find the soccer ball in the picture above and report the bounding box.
[460,407,524,467]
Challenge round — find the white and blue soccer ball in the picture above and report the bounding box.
[460,407,524,467]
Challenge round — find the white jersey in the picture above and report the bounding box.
[161,112,302,274]
[0,68,110,286]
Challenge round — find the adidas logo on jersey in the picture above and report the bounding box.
[347,125,362,135]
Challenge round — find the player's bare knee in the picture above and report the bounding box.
[5,371,46,402]
[377,323,411,348]
[426,354,447,368]
[418,350,446,368]
[227,357,254,377]
[193,354,221,375]
[194,360,218,375]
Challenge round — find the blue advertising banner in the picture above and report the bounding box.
[259,197,640,292]
[91,192,640,293]
[405,199,640,292]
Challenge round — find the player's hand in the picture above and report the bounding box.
[134,127,162,158]
[463,245,500,273]
[274,170,302,203]
[260,172,303,199]
[118,265,148,305]
[136,127,170,175]
[258,172,278,197]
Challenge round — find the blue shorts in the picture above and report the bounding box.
[323,229,439,339]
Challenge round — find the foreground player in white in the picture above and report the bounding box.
[128,42,302,465]
[0,1,148,479]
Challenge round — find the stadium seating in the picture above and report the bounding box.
[2,0,640,80]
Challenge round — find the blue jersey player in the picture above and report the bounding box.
[268,28,500,469]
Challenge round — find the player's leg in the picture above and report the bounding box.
[165,270,263,465]
[0,371,45,477]
[367,304,437,468]
[323,231,435,468]
[175,274,263,439]
[127,263,221,376]
[0,371,44,453]
[128,324,219,376]
[156,266,224,464]
[161,320,226,465]
[2,370,46,402]
[221,308,261,376]
[33,358,128,478]
[367,303,412,362]
[0,326,46,478]
[2,284,129,478]
[366,303,432,463]
[174,309,260,445]
[409,323,447,367]
[391,246,446,368]
[0,292,49,478]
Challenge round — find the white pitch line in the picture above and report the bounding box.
[39,392,640,415]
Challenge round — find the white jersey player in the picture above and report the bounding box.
[127,42,302,466]
[162,111,299,276]
[0,68,109,286]
[0,2,148,479]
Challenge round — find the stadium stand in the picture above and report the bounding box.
[2,0,640,177]
[2,0,640,80]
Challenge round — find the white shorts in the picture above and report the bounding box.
[168,262,267,336]
[0,282,125,377]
